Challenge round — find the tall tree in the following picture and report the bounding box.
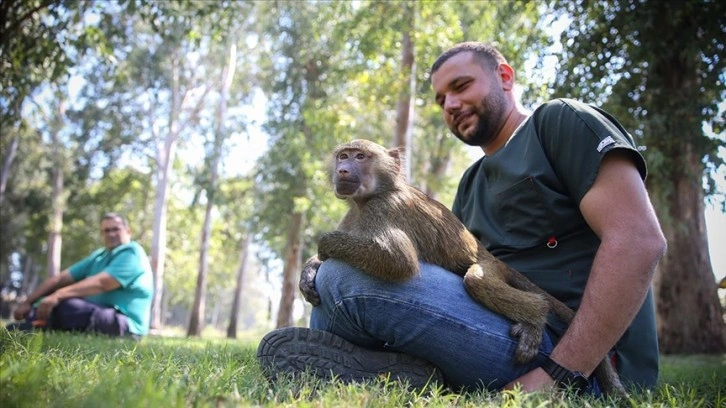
[0,0,106,284]
[44,91,67,278]
[188,41,238,336]
[254,0,360,327]
[551,0,726,353]
[227,234,251,338]
[393,1,416,181]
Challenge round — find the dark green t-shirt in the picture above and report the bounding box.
[452,98,659,389]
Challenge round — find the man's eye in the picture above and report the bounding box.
[455,80,471,91]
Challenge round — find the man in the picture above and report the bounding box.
[7,213,154,338]
[257,42,666,394]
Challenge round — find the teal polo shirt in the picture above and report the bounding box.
[452,98,659,389]
[68,241,154,335]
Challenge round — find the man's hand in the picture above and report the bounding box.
[36,294,60,321]
[13,301,32,321]
[505,367,556,393]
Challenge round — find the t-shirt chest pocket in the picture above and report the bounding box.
[494,177,555,248]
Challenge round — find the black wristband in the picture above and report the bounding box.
[541,356,590,392]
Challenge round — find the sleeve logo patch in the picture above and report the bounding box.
[597,136,616,152]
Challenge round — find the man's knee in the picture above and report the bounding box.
[315,259,375,300]
[50,298,93,330]
[89,308,127,336]
[316,259,359,286]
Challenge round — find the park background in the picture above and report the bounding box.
[1,0,724,357]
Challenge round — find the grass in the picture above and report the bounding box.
[1,328,724,407]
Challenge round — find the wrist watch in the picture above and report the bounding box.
[541,356,590,392]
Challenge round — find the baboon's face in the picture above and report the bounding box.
[333,147,374,198]
[330,140,400,202]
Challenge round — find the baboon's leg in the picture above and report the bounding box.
[464,264,549,364]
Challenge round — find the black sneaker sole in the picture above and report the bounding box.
[257,327,443,389]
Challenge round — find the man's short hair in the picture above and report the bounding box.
[101,212,128,227]
[430,42,508,76]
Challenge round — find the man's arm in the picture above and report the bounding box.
[508,150,667,391]
[35,272,121,320]
[13,271,75,320]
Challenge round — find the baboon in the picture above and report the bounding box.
[299,139,625,396]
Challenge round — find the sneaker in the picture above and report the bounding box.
[257,327,444,389]
[5,321,36,332]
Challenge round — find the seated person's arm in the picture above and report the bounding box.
[35,272,121,320]
[507,150,666,391]
[550,150,666,375]
[13,271,75,320]
[50,272,121,300]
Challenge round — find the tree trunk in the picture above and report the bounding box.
[21,255,36,296]
[149,128,176,329]
[188,42,236,337]
[652,147,726,353]
[187,195,213,337]
[276,211,304,328]
[46,97,66,278]
[421,136,452,201]
[227,234,251,338]
[393,2,415,181]
[0,134,18,204]
[46,165,63,277]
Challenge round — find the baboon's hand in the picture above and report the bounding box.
[299,256,323,306]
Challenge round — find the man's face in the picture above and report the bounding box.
[100,217,131,250]
[432,52,508,147]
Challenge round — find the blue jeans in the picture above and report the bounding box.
[310,259,556,392]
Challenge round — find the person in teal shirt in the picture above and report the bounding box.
[8,213,154,337]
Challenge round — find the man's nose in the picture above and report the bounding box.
[444,94,461,114]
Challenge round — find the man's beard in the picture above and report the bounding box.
[451,87,507,147]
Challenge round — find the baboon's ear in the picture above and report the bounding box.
[388,147,404,172]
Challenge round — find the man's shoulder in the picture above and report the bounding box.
[88,247,107,258]
[532,98,592,118]
[110,241,148,258]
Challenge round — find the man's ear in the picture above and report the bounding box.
[498,63,515,91]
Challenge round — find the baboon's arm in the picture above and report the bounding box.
[318,228,419,281]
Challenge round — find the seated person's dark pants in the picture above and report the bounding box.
[24,298,130,336]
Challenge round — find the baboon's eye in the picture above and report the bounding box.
[338,153,349,160]
[355,153,366,160]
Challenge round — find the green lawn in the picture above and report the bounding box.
[1,328,724,407]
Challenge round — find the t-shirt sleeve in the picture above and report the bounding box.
[534,99,647,204]
[68,249,104,281]
[105,246,144,287]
